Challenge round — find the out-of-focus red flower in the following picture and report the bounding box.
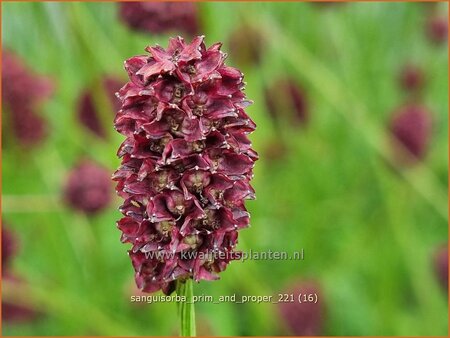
[113,36,258,294]
[195,315,215,336]
[10,107,48,146]
[2,226,17,269]
[64,160,113,214]
[265,78,309,126]
[398,65,425,93]
[119,2,199,36]
[278,280,324,336]
[434,244,448,292]
[1,226,37,324]
[264,138,289,162]
[2,274,38,323]
[426,16,448,44]
[312,2,345,11]
[77,77,123,138]
[2,50,53,104]
[389,104,432,163]
[229,25,264,67]
[1,50,53,146]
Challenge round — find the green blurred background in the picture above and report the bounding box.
[1,1,448,336]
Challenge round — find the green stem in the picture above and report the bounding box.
[176,279,196,337]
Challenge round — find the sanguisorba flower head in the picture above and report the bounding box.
[113,36,257,294]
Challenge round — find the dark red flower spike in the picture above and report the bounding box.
[113,36,258,294]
